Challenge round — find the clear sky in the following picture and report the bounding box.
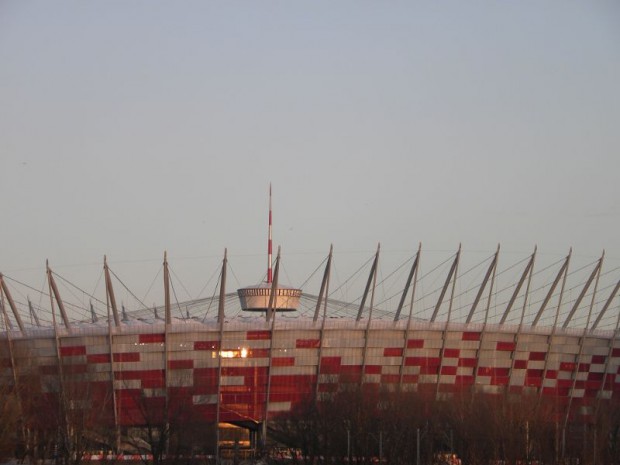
[1,1,619,316]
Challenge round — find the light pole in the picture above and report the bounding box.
[417,428,420,465]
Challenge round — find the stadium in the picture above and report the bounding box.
[1,205,619,461]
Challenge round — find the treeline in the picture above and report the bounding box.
[269,386,620,465]
[3,380,620,465]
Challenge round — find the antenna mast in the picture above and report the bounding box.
[268,183,273,284]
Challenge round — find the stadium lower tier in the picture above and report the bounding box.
[1,321,619,426]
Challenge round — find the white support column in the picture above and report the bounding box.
[436,245,461,398]
[398,244,421,390]
[361,244,380,381]
[539,249,572,399]
[507,248,536,393]
[563,253,603,429]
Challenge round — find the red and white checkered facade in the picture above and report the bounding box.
[1,319,618,426]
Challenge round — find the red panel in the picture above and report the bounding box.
[588,372,604,381]
[87,354,110,364]
[194,341,219,350]
[578,363,591,372]
[402,374,419,384]
[441,366,457,375]
[63,364,87,375]
[142,377,165,389]
[296,339,320,349]
[318,383,338,392]
[320,356,341,366]
[60,346,86,357]
[251,349,270,358]
[169,359,193,369]
[271,374,315,386]
[592,355,606,364]
[39,365,58,375]
[444,348,460,358]
[340,365,363,375]
[272,357,295,367]
[420,366,438,375]
[462,332,481,341]
[407,339,424,349]
[365,365,381,374]
[545,370,558,379]
[542,387,562,396]
[560,362,576,371]
[525,377,542,387]
[455,375,474,385]
[380,374,400,384]
[478,367,509,377]
[612,348,620,357]
[496,341,516,351]
[526,369,543,378]
[383,347,403,357]
[247,330,271,340]
[458,358,477,368]
[513,360,528,369]
[139,333,165,344]
[529,352,546,361]
[114,352,140,363]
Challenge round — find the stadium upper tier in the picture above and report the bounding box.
[0,246,619,430]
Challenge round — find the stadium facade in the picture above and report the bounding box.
[1,243,619,445]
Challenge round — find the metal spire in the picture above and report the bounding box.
[268,183,273,284]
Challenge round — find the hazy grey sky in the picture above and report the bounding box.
[1,1,619,309]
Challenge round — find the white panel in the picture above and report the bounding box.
[570,388,585,398]
[484,332,515,342]
[402,366,421,375]
[406,349,440,357]
[363,374,381,383]
[421,339,443,349]
[193,394,217,404]
[115,379,140,389]
[168,370,193,387]
[268,401,292,412]
[221,376,244,386]
[419,374,438,383]
[382,365,400,375]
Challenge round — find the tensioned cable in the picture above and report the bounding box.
[412,252,458,306]
[298,254,329,290]
[328,254,375,299]
[52,271,108,308]
[486,266,618,327]
[227,262,242,289]
[168,276,186,320]
[169,267,193,304]
[196,264,222,300]
[201,272,221,323]
[108,268,150,311]
[141,267,162,307]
